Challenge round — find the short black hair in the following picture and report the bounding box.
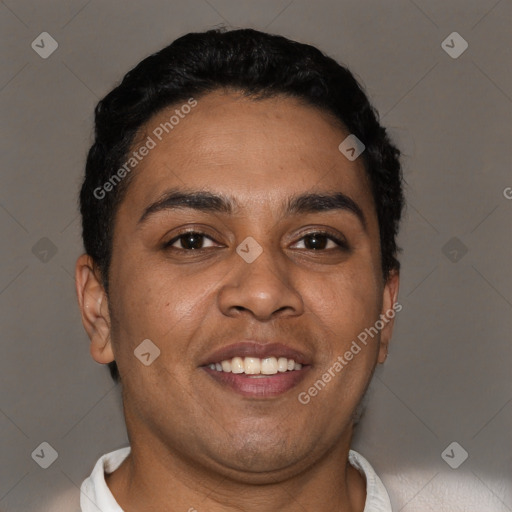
[79,27,405,383]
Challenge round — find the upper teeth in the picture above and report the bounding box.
[208,356,303,374]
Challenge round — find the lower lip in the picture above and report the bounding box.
[201,366,311,398]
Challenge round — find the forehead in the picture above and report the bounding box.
[119,91,374,220]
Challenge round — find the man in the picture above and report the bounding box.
[76,27,404,512]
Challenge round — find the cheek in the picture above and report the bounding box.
[305,259,382,340]
[300,258,383,410]
[299,268,381,419]
[109,258,217,359]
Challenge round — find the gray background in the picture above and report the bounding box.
[0,1,511,511]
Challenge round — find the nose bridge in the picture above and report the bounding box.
[238,237,284,284]
[236,235,288,297]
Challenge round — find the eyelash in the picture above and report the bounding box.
[164,229,349,253]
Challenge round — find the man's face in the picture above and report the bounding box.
[86,90,398,479]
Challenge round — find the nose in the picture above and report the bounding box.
[217,245,304,321]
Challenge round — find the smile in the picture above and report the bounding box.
[204,356,303,375]
[202,356,311,398]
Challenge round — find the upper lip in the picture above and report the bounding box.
[199,341,312,367]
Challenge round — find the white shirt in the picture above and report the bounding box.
[80,446,392,511]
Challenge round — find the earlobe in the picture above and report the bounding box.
[377,269,400,364]
[75,254,115,364]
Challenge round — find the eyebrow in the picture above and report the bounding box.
[137,188,367,230]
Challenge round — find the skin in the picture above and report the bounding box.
[75,90,399,512]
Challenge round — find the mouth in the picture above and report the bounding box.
[200,348,312,398]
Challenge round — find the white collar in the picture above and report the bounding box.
[81,446,392,511]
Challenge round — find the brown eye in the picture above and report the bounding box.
[293,232,348,251]
[166,231,217,251]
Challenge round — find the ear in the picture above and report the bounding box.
[377,269,400,364]
[75,254,115,364]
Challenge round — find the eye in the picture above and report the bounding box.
[165,231,219,251]
[293,231,348,251]
[164,229,348,253]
